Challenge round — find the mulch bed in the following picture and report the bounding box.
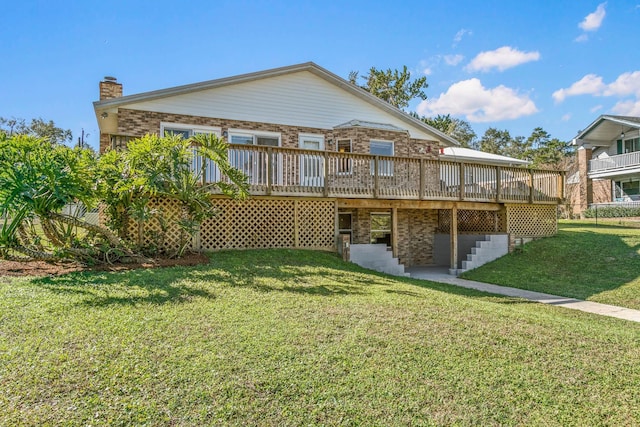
[0,253,211,277]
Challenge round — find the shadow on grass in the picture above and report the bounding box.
[29,248,544,308]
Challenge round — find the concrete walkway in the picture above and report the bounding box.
[407,266,640,323]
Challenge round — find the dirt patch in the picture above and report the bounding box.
[0,253,211,278]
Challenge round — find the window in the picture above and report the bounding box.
[337,139,352,174]
[228,130,281,185]
[160,123,221,139]
[160,123,221,182]
[338,213,352,242]
[370,140,394,176]
[370,212,391,245]
[624,138,640,154]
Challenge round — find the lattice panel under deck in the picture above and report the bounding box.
[438,209,505,233]
[200,198,336,251]
[506,204,557,236]
[297,200,335,249]
[126,198,188,252]
[200,199,295,250]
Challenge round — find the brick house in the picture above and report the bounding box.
[570,115,640,215]
[94,62,563,275]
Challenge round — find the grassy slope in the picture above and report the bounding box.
[1,249,640,426]
[462,221,640,310]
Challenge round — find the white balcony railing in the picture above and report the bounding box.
[590,151,640,173]
[192,144,564,204]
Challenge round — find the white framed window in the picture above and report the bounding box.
[299,134,325,187]
[227,129,282,185]
[160,122,221,138]
[228,129,281,147]
[160,122,221,183]
[337,139,352,175]
[370,140,394,176]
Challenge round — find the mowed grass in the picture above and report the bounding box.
[462,221,640,310]
[2,250,640,425]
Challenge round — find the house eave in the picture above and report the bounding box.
[93,62,459,147]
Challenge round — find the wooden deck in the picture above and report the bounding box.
[193,144,564,204]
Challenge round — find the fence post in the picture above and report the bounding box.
[495,166,501,202]
[266,147,273,196]
[459,162,465,201]
[529,169,534,204]
[323,150,329,197]
[374,156,380,198]
[419,158,426,200]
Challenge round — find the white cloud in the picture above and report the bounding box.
[444,54,464,66]
[552,74,606,103]
[553,71,640,102]
[422,67,432,76]
[612,100,640,116]
[416,78,538,122]
[590,104,603,112]
[466,46,541,72]
[562,114,572,122]
[574,34,589,42]
[603,71,640,97]
[453,29,472,46]
[579,3,607,31]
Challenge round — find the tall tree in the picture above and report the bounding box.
[525,127,572,169]
[478,128,512,155]
[0,117,72,145]
[421,114,478,148]
[350,66,428,109]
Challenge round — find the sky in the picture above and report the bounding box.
[1,0,639,150]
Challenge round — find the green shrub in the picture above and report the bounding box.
[583,206,640,218]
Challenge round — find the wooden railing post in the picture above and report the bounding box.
[323,150,329,197]
[266,147,273,196]
[459,162,465,201]
[495,165,501,202]
[558,171,565,202]
[374,156,380,198]
[419,158,426,200]
[529,169,534,204]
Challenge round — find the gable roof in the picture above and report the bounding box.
[573,115,640,146]
[94,62,459,146]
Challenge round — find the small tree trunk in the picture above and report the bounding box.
[48,212,123,248]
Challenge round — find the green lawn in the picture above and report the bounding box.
[462,221,640,310]
[2,249,640,425]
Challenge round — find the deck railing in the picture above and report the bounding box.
[590,151,640,173]
[192,144,564,204]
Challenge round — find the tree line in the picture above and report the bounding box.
[350,66,573,169]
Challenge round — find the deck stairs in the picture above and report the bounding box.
[350,244,409,277]
[458,234,509,274]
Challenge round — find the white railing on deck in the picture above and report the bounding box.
[191,144,563,203]
[590,151,640,173]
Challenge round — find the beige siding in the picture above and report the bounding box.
[124,71,437,141]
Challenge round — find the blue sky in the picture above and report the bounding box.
[2,1,639,150]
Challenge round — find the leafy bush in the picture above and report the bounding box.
[583,206,640,218]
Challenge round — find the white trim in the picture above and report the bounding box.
[228,128,282,141]
[298,133,325,150]
[369,139,394,155]
[160,122,221,136]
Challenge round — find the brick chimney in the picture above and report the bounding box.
[99,76,123,100]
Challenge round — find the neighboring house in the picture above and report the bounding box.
[570,115,640,215]
[94,62,563,274]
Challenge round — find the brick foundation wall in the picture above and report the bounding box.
[396,209,438,266]
[345,207,437,267]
